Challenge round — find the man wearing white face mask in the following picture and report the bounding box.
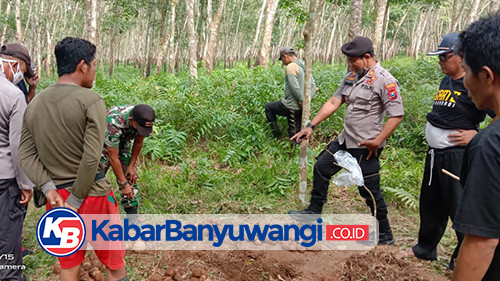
[0,43,35,281]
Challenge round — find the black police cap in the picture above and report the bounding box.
[341,37,374,57]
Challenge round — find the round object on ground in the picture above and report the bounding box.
[52,263,61,274]
[165,268,177,277]
[82,261,92,271]
[91,271,105,281]
[133,240,147,251]
[191,267,206,278]
[173,273,182,281]
[149,272,163,281]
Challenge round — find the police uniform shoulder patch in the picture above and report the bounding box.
[385,82,398,100]
[367,69,375,78]
[347,71,356,81]
[385,83,397,92]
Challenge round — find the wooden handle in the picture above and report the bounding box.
[441,169,460,181]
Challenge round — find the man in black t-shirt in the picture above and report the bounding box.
[406,33,493,270]
[451,15,500,281]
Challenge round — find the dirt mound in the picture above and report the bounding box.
[339,249,432,281]
[51,248,448,281]
[157,250,299,281]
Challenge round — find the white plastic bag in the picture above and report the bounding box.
[332,150,364,187]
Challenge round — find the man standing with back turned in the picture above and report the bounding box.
[19,37,128,281]
[288,37,404,245]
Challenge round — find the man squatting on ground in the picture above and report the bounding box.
[101,104,156,219]
[265,47,316,141]
[0,43,35,281]
[450,14,500,281]
[407,33,494,270]
[18,37,128,281]
[289,37,404,245]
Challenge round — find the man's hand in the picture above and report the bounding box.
[46,189,64,208]
[64,202,78,212]
[25,75,39,88]
[125,166,139,185]
[290,127,313,143]
[449,129,477,146]
[358,139,382,160]
[20,189,33,205]
[121,184,134,200]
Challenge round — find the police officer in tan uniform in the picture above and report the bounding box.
[289,37,404,244]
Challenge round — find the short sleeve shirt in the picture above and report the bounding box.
[426,76,490,130]
[333,63,404,149]
[453,119,500,280]
[104,105,138,149]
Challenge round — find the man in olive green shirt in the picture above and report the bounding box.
[19,37,128,281]
[265,46,316,141]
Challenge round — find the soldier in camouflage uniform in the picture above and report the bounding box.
[101,104,156,216]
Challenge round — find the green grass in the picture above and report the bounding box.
[21,56,448,279]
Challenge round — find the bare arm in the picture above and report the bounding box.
[452,234,499,281]
[448,129,477,146]
[108,146,134,199]
[125,135,144,185]
[25,75,39,102]
[290,96,343,142]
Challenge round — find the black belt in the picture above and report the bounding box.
[56,172,106,190]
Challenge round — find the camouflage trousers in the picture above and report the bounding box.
[102,148,140,215]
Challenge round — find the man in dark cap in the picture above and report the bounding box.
[0,43,35,281]
[403,33,494,270]
[0,44,39,103]
[289,37,404,245]
[265,46,316,142]
[100,104,156,218]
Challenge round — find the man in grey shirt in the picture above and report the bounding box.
[0,43,35,281]
[289,37,404,245]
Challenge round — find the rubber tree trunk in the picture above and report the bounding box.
[466,0,480,25]
[255,0,279,69]
[491,0,500,14]
[373,0,388,57]
[349,0,363,40]
[245,0,267,65]
[85,0,97,43]
[167,0,177,73]
[299,0,319,206]
[205,0,226,72]
[1,2,12,44]
[186,0,198,78]
[15,0,23,42]
[154,0,168,75]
